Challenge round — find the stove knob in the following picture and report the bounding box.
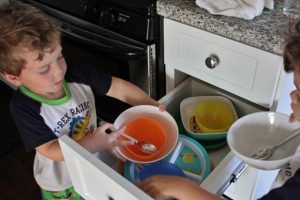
[98,9,116,27]
[82,4,98,20]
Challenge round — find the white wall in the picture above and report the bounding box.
[276,73,294,115]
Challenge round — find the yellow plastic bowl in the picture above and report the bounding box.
[195,99,237,133]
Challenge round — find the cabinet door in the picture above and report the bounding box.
[164,19,283,109]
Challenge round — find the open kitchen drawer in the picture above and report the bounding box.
[59,76,277,200]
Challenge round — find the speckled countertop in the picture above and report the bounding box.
[157,0,296,55]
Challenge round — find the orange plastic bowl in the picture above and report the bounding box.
[114,105,179,163]
[121,117,167,161]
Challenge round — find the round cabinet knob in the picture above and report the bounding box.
[205,54,219,69]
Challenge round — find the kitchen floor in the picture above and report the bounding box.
[0,145,41,200]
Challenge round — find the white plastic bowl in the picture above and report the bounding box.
[114,105,179,163]
[227,112,300,170]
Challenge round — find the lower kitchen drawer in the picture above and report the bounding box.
[59,76,266,200]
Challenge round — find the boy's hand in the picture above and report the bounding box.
[289,89,300,122]
[158,104,166,112]
[94,123,134,162]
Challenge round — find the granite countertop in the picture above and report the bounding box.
[157,0,297,55]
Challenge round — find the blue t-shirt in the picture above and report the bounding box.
[259,169,300,200]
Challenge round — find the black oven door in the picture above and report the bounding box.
[60,21,150,85]
[59,17,156,122]
[22,0,157,121]
[60,24,144,122]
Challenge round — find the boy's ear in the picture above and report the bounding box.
[1,73,22,87]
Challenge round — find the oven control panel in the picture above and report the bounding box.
[79,0,158,42]
[81,2,118,27]
[23,0,158,42]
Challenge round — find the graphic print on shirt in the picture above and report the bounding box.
[69,109,95,141]
[50,100,94,136]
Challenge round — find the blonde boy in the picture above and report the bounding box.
[0,2,160,199]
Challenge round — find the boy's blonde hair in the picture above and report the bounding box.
[0,2,61,76]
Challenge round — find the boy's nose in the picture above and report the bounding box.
[53,62,65,76]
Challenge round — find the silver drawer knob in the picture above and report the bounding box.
[205,54,219,69]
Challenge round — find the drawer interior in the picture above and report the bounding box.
[59,76,269,200]
[160,76,267,117]
[159,76,273,198]
[160,76,266,160]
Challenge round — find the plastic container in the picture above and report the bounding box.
[195,98,237,133]
[124,134,211,184]
[283,0,300,18]
[180,96,237,141]
[139,162,185,181]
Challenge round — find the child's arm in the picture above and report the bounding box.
[138,175,223,200]
[36,122,133,161]
[107,77,160,106]
[78,122,133,161]
[289,89,300,122]
[36,139,64,161]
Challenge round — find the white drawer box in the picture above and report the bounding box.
[59,77,265,200]
[164,18,283,108]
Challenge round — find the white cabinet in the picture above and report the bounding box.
[163,18,292,199]
[164,18,284,109]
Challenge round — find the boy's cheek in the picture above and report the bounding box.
[290,90,300,104]
[290,89,300,121]
[290,102,300,121]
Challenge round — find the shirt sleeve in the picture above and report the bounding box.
[258,169,300,200]
[10,92,57,151]
[65,64,112,96]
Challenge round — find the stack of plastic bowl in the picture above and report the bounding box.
[114,105,179,164]
[180,96,238,149]
[124,134,211,184]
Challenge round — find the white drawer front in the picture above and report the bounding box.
[164,19,283,108]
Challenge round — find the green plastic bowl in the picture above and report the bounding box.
[180,96,238,141]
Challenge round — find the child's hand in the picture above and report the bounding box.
[138,175,198,200]
[94,123,134,161]
[138,175,223,200]
[158,104,166,112]
[289,89,300,122]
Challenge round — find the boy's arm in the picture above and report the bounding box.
[36,123,132,161]
[139,175,223,200]
[36,139,64,161]
[107,77,159,106]
[35,134,112,161]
